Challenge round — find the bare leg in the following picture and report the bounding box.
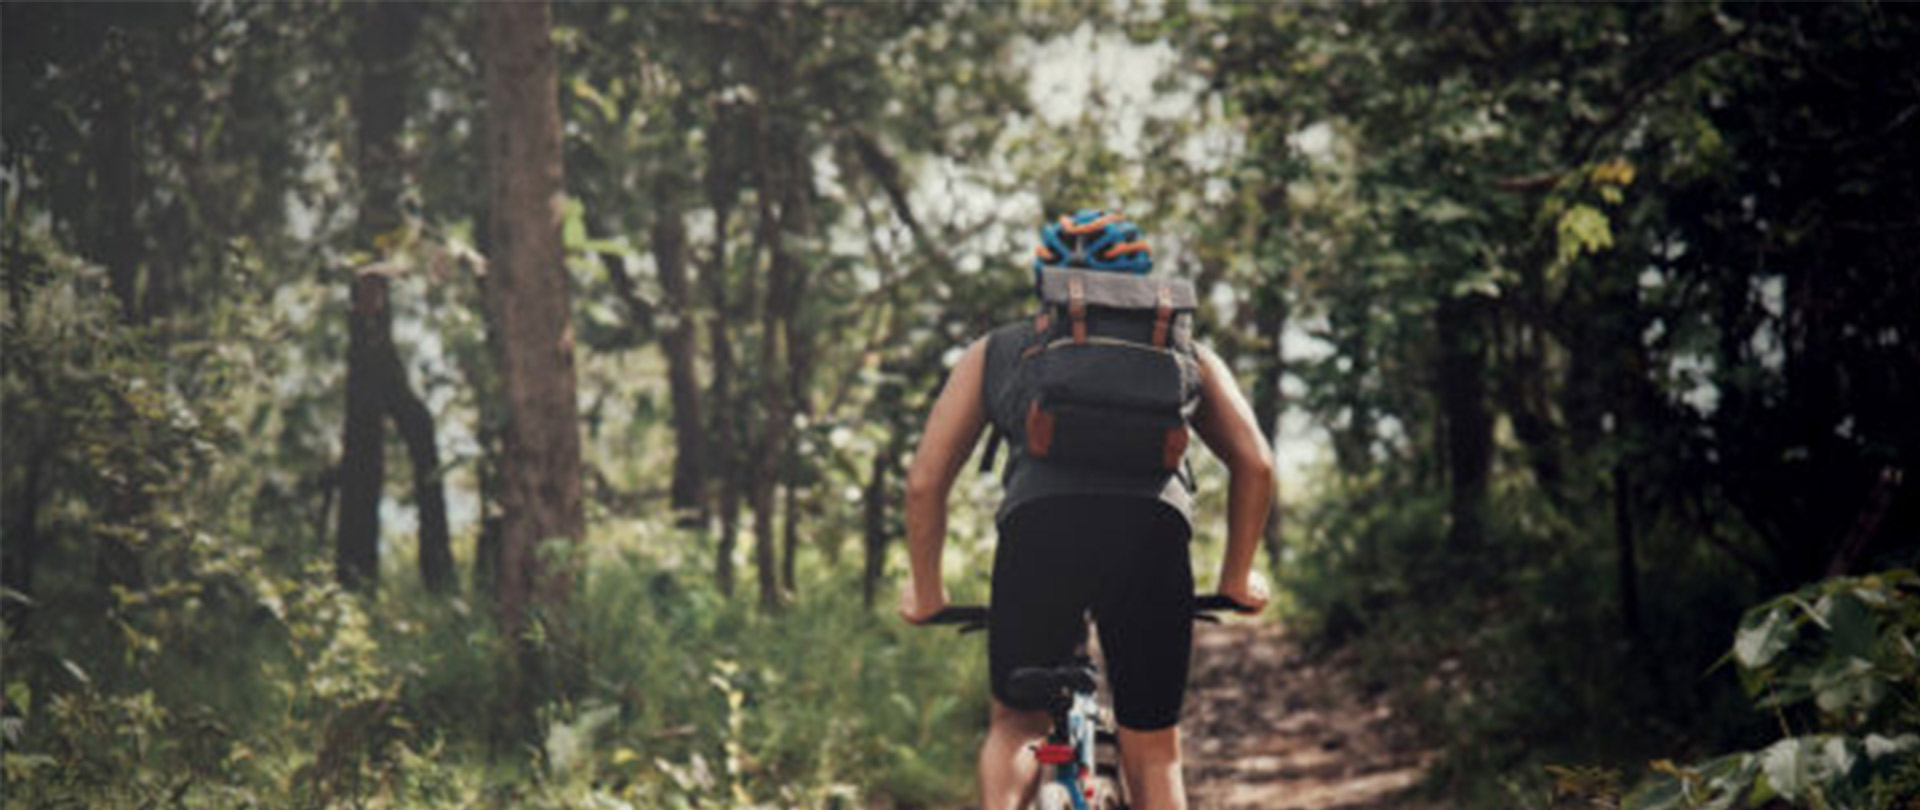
[980,698,1051,810]
[1116,725,1186,810]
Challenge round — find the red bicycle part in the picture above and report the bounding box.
[1033,742,1075,765]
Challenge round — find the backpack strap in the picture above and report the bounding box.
[1151,284,1173,347]
[979,429,1003,474]
[1068,276,1088,344]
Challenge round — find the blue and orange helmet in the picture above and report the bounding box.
[1033,209,1153,279]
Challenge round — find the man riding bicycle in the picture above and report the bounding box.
[898,210,1276,810]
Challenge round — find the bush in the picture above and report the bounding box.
[1620,570,1920,810]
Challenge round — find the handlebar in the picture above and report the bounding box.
[917,594,1259,632]
[921,605,991,633]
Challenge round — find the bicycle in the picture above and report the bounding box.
[921,594,1252,810]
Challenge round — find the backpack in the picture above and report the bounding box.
[983,267,1201,477]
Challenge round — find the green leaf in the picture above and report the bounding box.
[1824,591,1876,659]
[562,197,588,249]
[1555,204,1614,263]
[1695,753,1759,810]
[1810,656,1883,717]
[1757,736,1865,803]
[1621,763,1688,810]
[1734,606,1794,670]
[1759,737,1810,800]
[1423,198,1472,225]
[1863,733,1919,760]
[59,658,91,687]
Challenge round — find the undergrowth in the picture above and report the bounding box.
[3,532,991,809]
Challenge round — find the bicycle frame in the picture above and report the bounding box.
[920,594,1250,810]
[1030,673,1105,810]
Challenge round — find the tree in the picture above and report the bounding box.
[479,0,586,720]
[335,1,452,594]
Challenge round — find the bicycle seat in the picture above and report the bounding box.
[1006,663,1098,707]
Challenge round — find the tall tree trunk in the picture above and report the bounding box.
[386,364,453,593]
[2,439,54,630]
[1250,283,1287,578]
[96,53,141,325]
[861,434,901,610]
[481,0,585,710]
[337,1,445,593]
[650,184,708,526]
[705,195,742,597]
[337,274,389,591]
[1613,464,1644,644]
[746,62,811,612]
[781,482,800,595]
[1437,294,1492,561]
[469,81,505,601]
[704,92,744,596]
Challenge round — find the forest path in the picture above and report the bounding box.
[1182,621,1439,810]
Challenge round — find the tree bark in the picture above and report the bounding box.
[1437,294,1492,560]
[337,1,449,594]
[650,184,709,526]
[336,274,389,591]
[481,0,585,639]
[1249,283,1287,578]
[745,63,812,612]
[1613,464,1644,645]
[96,51,141,325]
[704,177,742,597]
[781,482,800,595]
[2,439,54,630]
[470,85,505,603]
[861,435,901,610]
[385,357,453,594]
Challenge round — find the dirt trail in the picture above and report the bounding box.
[1183,621,1438,810]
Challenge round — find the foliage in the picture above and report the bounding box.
[1619,571,1920,810]
[4,1,1917,807]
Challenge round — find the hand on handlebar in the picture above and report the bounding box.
[1216,570,1271,614]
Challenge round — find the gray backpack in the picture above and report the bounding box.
[983,267,1201,476]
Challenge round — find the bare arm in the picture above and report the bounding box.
[1190,344,1276,610]
[898,339,990,623]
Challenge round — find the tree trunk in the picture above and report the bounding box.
[1613,464,1644,645]
[337,273,388,592]
[96,53,141,325]
[705,197,742,597]
[2,439,54,630]
[1437,294,1492,560]
[704,94,744,596]
[469,88,505,602]
[781,482,800,595]
[650,185,709,526]
[337,1,443,594]
[1250,283,1287,578]
[481,0,585,646]
[385,360,453,593]
[861,437,899,610]
[745,68,812,612]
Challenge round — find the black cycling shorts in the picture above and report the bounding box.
[988,494,1194,731]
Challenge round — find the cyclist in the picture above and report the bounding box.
[898,210,1275,810]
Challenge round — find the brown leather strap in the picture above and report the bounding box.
[1151,285,1173,347]
[1162,426,1189,471]
[1025,400,1055,457]
[1068,277,1087,344]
